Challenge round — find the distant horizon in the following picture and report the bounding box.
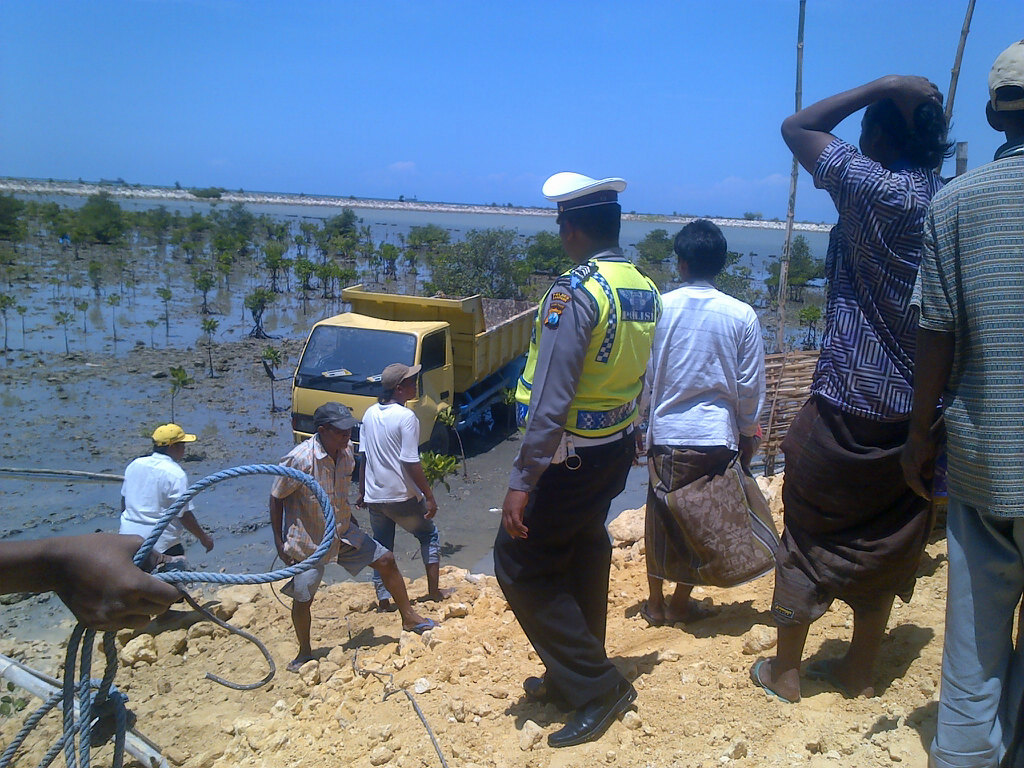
[0,175,836,230]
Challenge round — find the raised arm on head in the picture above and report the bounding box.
[782,75,943,172]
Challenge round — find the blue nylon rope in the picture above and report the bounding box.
[0,463,335,768]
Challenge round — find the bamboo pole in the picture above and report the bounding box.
[943,0,976,176]
[945,0,976,128]
[777,0,807,354]
[0,467,124,482]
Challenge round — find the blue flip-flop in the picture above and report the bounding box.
[407,618,439,635]
[749,658,795,704]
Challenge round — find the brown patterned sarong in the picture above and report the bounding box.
[771,396,934,627]
[645,445,778,588]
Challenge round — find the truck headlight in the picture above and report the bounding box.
[291,412,316,434]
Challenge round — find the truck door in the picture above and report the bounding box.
[413,329,454,446]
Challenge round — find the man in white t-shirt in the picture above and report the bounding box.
[358,363,442,610]
[120,423,214,561]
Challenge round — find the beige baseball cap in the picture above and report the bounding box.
[989,39,1024,111]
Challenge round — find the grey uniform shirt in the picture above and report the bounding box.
[509,249,632,493]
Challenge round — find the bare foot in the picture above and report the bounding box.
[805,658,875,698]
[286,654,315,673]
[426,587,454,602]
[668,600,718,624]
[750,657,801,703]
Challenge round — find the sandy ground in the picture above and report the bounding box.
[1,463,950,768]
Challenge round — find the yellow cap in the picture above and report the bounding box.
[152,423,197,447]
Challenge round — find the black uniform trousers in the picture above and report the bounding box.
[494,435,634,709]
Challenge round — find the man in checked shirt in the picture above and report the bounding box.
[270,402,436,672]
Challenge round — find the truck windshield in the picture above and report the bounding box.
[295,326,417,395]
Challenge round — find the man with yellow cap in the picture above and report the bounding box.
[119,423,214,560]
[494,172,661,747]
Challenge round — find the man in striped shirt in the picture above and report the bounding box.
[903,40,1024,768]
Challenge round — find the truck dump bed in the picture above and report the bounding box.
[341,285,535,392]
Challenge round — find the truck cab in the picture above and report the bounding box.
[291,285,535,454]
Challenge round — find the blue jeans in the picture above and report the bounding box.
[368,497,440,601]
[931,497,1024,768]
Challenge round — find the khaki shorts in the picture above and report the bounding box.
[281,522,389,603]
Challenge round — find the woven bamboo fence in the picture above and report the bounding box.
[758,349,819,475]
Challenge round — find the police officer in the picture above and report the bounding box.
[494,172,661,748]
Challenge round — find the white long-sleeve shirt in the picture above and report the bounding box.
[641,281,765,450]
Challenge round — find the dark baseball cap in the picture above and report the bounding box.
[313,402,358,430]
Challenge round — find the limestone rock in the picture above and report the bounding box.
[298,660,320,686]
[413,677,432,694]
[216,585,261,605]
[368,745,394,765]
[448,698,467,723]
[154,629,187,657]
[348,595,377,613]
[443,602,469,620]
[399,633,425,658]
[728,739,749,759]
[519,720,544,750]
[621,710,642,730]
[607,506,645,546]
[164,746,189,766]
[211,597,238,620]
[120,634,157,666]
[741,625,776,655]
[231,603,258,629]
[319,660,340,681]
[187,622,215,639]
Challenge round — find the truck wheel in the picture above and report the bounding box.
[427,421,450,454]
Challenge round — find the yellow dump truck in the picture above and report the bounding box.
[291,285,536,452]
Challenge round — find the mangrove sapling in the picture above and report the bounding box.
[169,365,193,423]
[192,269,216,314]
[0,294,14,352]
[262,240,289,293]
[145,319,159,349]
[261,345,287,412]
[436,407,467,479]
[156,286,172,342]
[16,305,26,349]
[88,261,103,296]
[201,317,219,378]
[419,451,459,494]
[54,311,72,355]
[74,299,89,333]
[244,287,276,339]
[106,293,121,344]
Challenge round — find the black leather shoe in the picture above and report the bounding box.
[547,680,637,748]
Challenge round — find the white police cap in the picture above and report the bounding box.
[542,172,627,214]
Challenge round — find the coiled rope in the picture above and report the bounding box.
[1,463,335,768]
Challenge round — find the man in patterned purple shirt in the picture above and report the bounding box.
[750,76,952,704]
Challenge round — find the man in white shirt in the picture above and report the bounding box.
[639,219,765,625]
[358,363,442,610]
[120,423,214,561]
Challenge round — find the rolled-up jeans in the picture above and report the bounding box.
[368,497,440,601]
[931,497,1024,768]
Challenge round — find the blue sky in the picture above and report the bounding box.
[2,1,1022,222]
